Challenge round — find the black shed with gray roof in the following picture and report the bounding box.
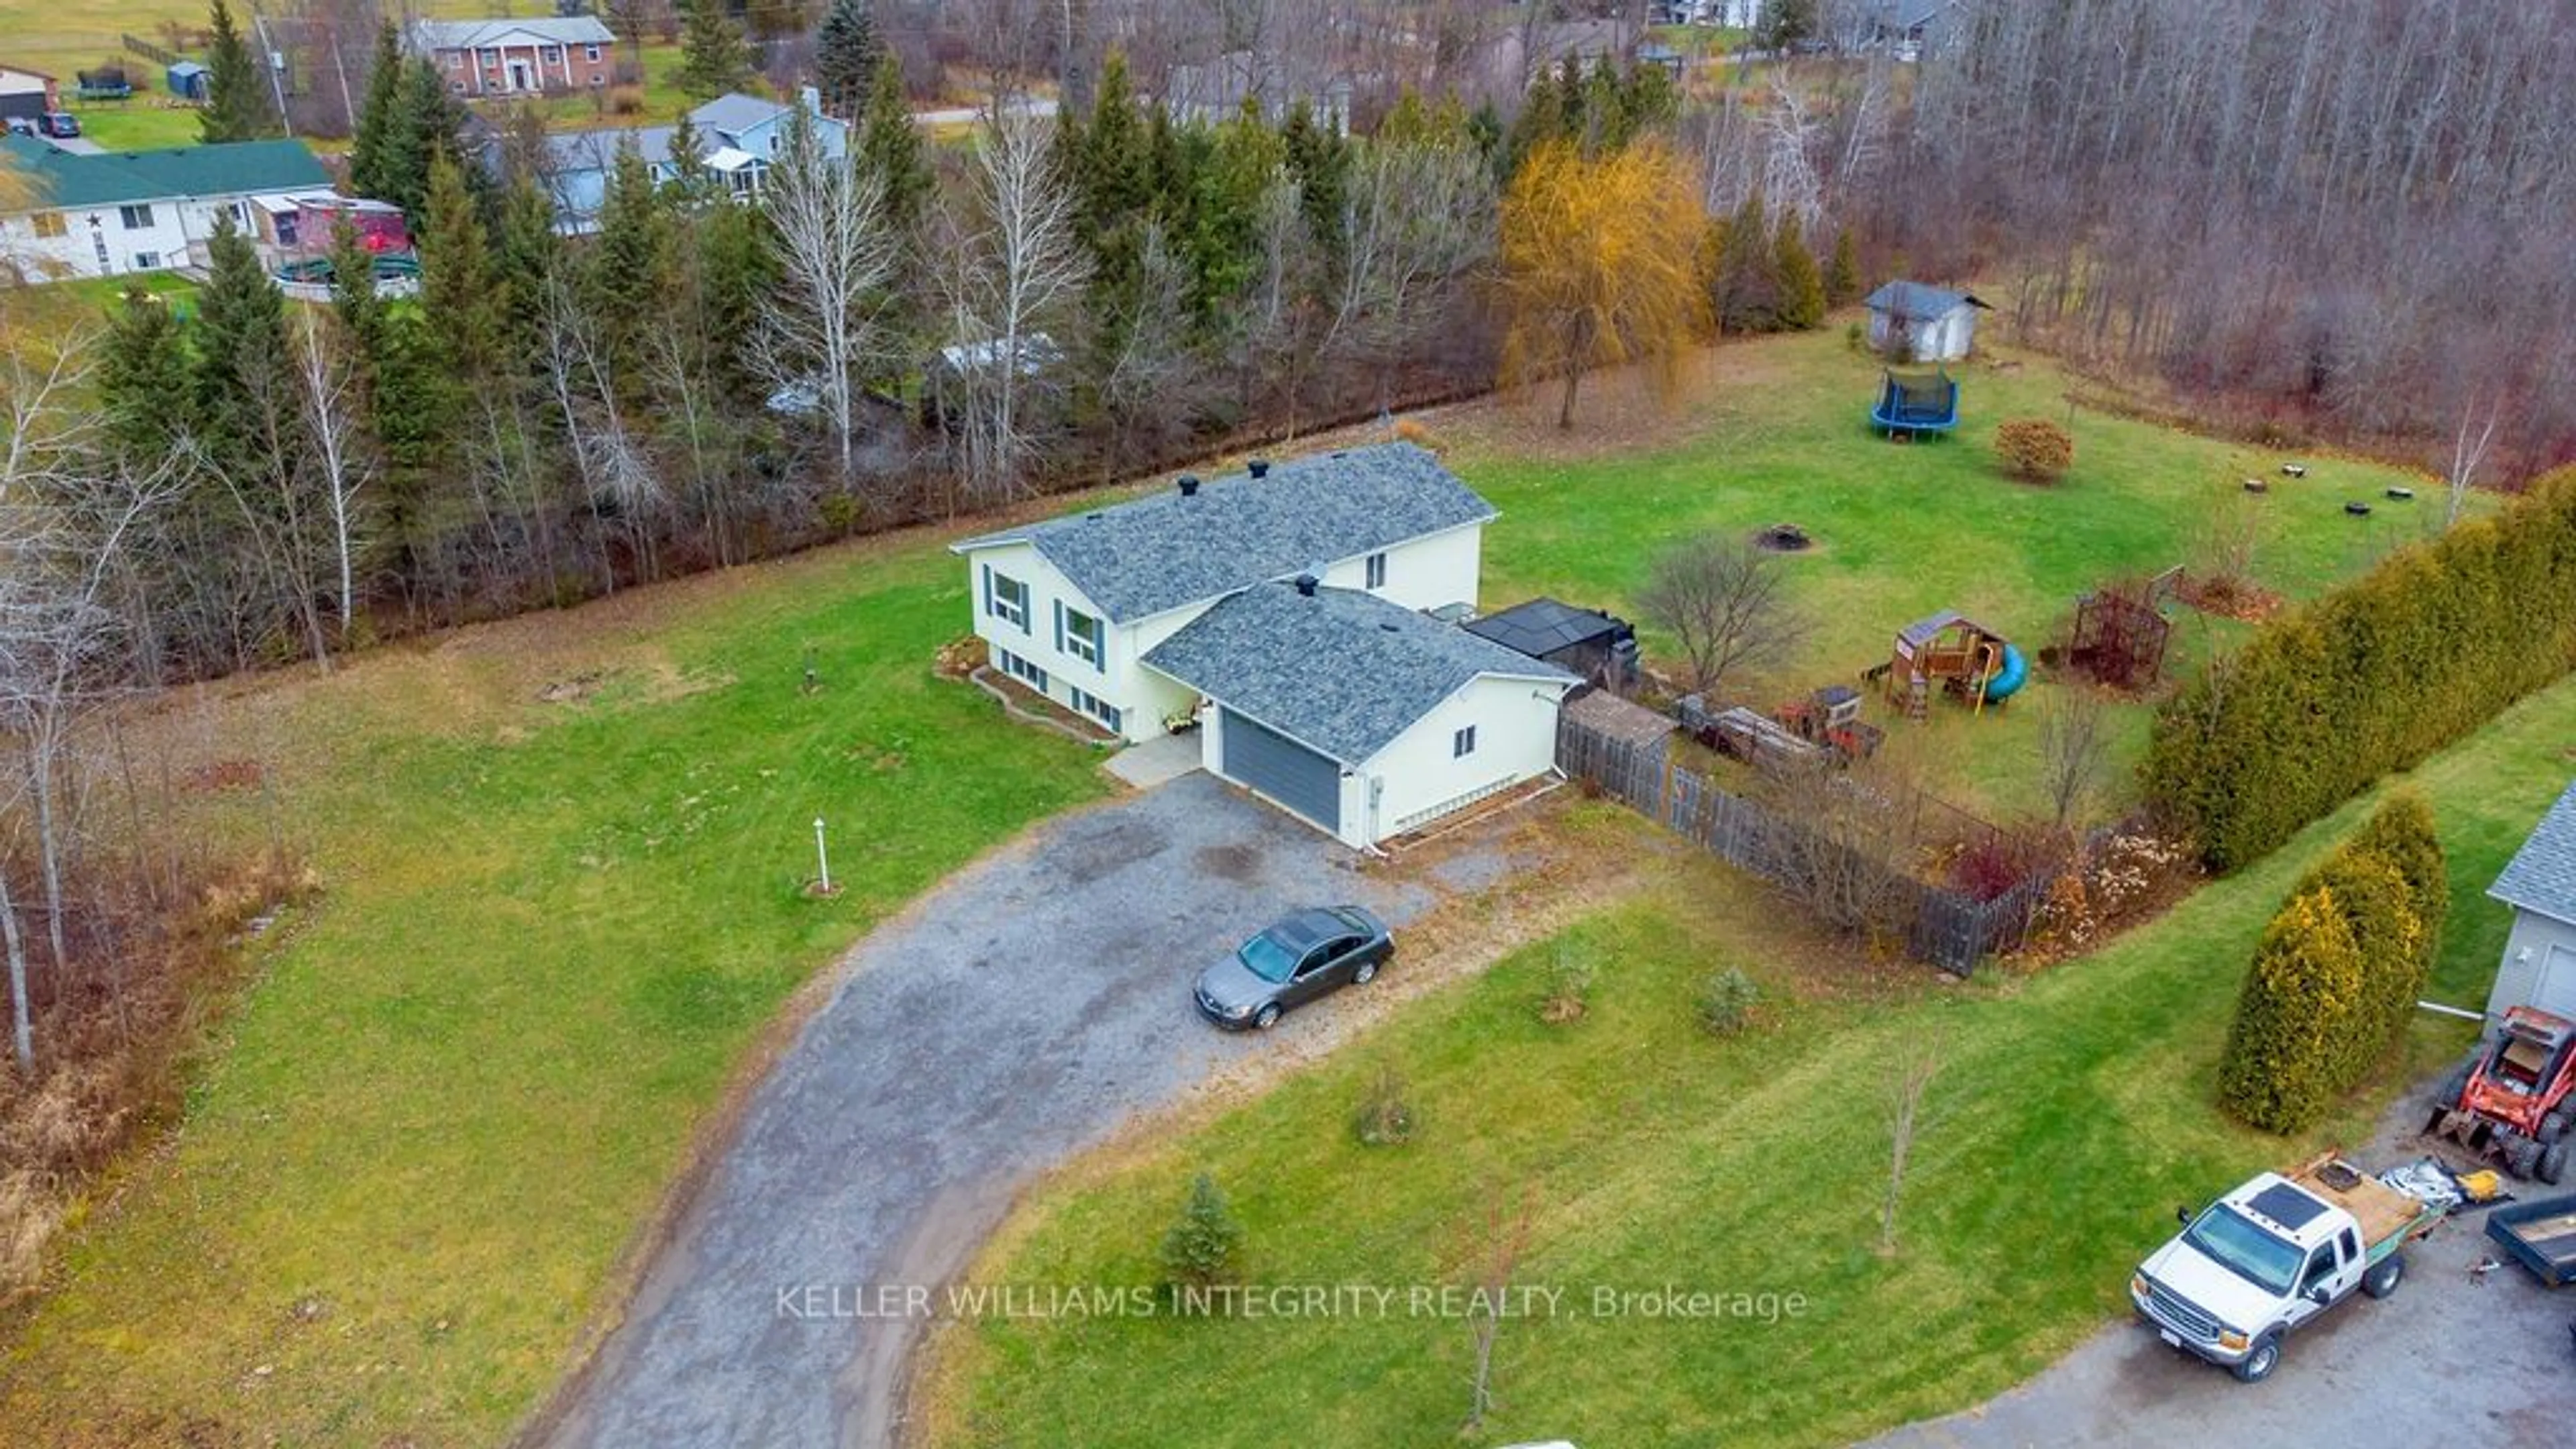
[1463,597,1640,690]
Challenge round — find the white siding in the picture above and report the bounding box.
[2487,908,2576,1023]
[1190,672,1565,849]
[962,517,1487,745]
[1312,521,1484,614]
[1353,674,1567,845]
[2,190,303,284]
[967,541,1189,742]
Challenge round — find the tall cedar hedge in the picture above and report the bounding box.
[2217,794,2447,1133]
[2145,467,2576,873]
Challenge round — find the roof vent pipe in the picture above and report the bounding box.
[1248,458,1271,478]
[1177,474,1199,496]
[1294,573,1319,597]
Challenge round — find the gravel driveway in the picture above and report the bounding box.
[538,773,1435,1448]
[1861,1094,2576,1449]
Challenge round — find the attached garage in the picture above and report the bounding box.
[1218,708,1342,834]
[1146,579,1574,849]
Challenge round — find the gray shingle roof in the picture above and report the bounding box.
[410,17,616,50]
[1865,280,1986,321]
[953,443,1495,622]
[1144,583,1574,765]
[2491,780,2576,924]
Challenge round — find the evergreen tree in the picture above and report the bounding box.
[360,58,477,217]
[1774,217,1826,330]
[201,0,280,144]
[813,0,883,121]
[348,23,405,201]
[1159,1174,1245,1287]
[1824,225,1862,307]
[689,199,775,396]
[676,0,755,100]
[97,288,195,469]
[416,154,504,418]
[1759,0,1820,53]
[1619,60,1680,144]
[587,142,678,390]
[857,54,930,233]
[1504,76,1566,174]
[325,216,385,377]
[1189,99,1283,319]
[191,213,298,471]
[495,174,563,359]
[665,111,714,204]
[1713,192,1782,332]
[1279,101,1348,259]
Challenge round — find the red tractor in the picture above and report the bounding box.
[2428,1006,2576,1183]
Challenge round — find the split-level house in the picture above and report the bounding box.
[951,443,1577,848]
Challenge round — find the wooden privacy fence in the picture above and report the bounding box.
[1556,714,2049,971]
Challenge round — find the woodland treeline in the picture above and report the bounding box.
[1876,0,2576,472]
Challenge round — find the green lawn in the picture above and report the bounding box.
[924,675,2575,1449]
[0,0,582,93]
[1454,329,2449,816]
[0,541,1107,1444]
[0,323,2495,1444]
[59,102,201,151]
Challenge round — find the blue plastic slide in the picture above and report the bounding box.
[1982,643,2028,703]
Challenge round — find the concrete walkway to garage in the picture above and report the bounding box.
[537,773,1434,1449]
[1102,729,1203,789]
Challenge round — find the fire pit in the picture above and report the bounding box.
[1755,523,1812,552]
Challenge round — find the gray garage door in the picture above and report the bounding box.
[1220,708,1340,833]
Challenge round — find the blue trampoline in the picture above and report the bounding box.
[1872,368,1958,438]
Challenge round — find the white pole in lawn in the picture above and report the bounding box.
[814,817,833,894]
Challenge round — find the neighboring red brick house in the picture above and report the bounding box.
[407,16,617,98]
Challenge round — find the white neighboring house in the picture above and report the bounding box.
[1864,280,1990,362]
[2486,780,2576,1024]
[0,134,331,282]
[951,443,1575,848]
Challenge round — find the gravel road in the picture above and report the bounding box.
[1860,1090,2576,1449]
[537,773,1435,1448]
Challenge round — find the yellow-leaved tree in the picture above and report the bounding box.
[1498,138,1708,429]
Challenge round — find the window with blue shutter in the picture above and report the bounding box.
[1062,607,1103,667]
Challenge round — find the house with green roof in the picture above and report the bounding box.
[0,136,333,283]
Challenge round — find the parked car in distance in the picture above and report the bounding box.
[40,112,80,138]
[1194,906,1391,1030]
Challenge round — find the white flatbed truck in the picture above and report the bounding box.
[2129,1153,2441,1383]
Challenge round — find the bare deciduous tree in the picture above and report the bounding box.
[2036,688,2112,830]
[290,309,372,631]
[933,111,1089,504]
[1459,1184,1534,1435]
[757,109,901,490]
[1753,757,1921,942]
[1879,1033,1941,1257]
[2446,393,2500,529]
[1635,535,1808,694]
